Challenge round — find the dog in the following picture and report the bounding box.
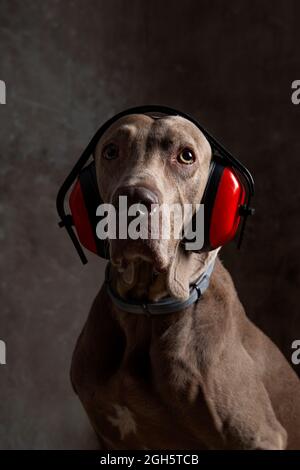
[70,113,300,449]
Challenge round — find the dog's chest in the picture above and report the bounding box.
[73,297,214,449]
[86,360,205,450]
[82,324,206,450]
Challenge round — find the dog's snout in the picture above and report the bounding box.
[113,186,159,211]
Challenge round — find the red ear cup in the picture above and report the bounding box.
[202,162,246,250]
[69,163,110,259]
[208,166,245,248]
[69,176,97,254]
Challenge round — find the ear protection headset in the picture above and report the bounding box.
[56,105,255,264]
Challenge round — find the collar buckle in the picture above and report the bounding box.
[192,283,202,302]
[142,303,151,317]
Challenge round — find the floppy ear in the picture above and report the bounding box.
[167,245,219,301]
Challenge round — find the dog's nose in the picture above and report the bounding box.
[113,186,159,211]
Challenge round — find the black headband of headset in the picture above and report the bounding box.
[56,105,255,264]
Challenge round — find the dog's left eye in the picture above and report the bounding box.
[102,143,119,160]
[177,149,195,165]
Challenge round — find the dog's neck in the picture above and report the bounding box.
[110,246,219,302]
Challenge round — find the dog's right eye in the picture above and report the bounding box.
[177,148,195,165]
[102,143,119,160]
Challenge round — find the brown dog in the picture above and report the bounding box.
[71,114,300,449]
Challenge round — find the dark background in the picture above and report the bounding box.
[0,0,299,449]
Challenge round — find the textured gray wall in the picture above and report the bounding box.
[0,0,299,449]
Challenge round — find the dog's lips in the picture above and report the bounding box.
[110,238,169,273]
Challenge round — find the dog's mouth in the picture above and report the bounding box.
[110,238,170,274]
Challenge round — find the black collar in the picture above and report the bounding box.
[105,260,215,316]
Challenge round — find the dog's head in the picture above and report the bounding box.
[94,114,213,296]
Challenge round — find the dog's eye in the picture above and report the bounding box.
[102,143,119,160]
[177,149,195,165]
